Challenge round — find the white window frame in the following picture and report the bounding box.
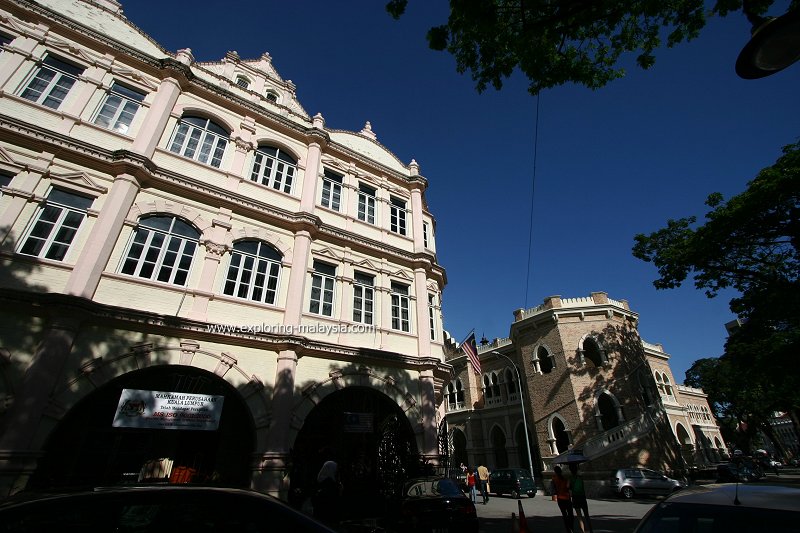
[93,81,145,134]
[428,293,438,341]
[357,183,376,224]
[320,169,343,211]
[423,222,429,248]
[446,379,465,411]
[17,188,92,261]
[390,282,410,332]
[249,146,296,194]
[120,215,199,286]
[352,271,375,325]
[390,196,407,235]
[168,116,228,168]
[309,260,336,317]
[223,241,282,305]
[18,55,83,110]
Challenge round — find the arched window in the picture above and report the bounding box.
[582,337,605,367]
[538,345,554,374]
[484,372,502,406]
[265,90,279,103]
[504,368,518,402]
[551,417,570,454]
[168,115,228,168]
[120,215,200,286]
[223,240,282,304]
[235,75,250,89]
[250,145,297,194]
[654,372,666,395]
[446,379,465,411]
[663,374,673,396]
[597,392,622,431]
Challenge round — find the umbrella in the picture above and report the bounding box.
[552,449,590,465]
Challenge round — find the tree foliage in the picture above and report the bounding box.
[636,142,800,453]
[386,0,797,94]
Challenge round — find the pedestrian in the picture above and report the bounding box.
[312,460,341,528]
[569,463,593,533]
[477,464,490,504]
[550,465,574,533]
[466,466,477,503]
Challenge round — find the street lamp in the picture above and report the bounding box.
[490,350,536,484]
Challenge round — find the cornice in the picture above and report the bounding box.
[0,289,447,370]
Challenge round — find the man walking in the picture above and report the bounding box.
[477,464,490,504]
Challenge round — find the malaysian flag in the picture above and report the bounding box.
[461,332,480,375]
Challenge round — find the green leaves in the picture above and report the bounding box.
[386,0,788,93]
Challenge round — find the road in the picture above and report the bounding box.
[474,492,654,533]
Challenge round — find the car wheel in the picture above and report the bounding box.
[511,490,520,499]
[527,491,536,498]
[621,486,635,499]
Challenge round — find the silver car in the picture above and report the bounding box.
[611,467,683,499]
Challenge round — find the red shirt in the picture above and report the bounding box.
[552,475,570,500]
[467,472,476,487]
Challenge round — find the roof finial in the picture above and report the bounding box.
[360,121,376,140]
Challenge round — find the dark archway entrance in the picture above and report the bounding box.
[290,386,418,519]
[491,427,508,468]
[31,365,254,489]
[598,393,621,431]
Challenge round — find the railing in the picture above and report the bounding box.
[582,405,661,458]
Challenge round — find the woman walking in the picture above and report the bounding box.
[551,465,574,533]
[569,463,594,533]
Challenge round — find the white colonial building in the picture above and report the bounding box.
[0,0,449,509]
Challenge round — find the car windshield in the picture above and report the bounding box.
[636,502,800,533]
[404,479,462,498]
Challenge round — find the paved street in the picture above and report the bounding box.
[473,493,654,533]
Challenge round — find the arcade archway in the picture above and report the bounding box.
[31,365,254,489]
[290,386,418,514]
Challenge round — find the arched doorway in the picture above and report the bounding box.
[290,386,418,517]
[514,423,531,469]
[491,427,508,468]
[451,429,468,471]
[31,365,254,489]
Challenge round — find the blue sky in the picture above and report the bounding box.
[122,1,798,381]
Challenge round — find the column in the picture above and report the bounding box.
[414,268,431,356]
[188,214,232,320]
[419,369,438,458]
[299,114,325,213]
[0,30,46,90]
[63,173,139,299]
[130,75,183,158]
[409,184,425,253]
[0,165,49,243]
[0,314,83,496]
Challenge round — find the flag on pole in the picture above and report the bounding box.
[461,331,480,375]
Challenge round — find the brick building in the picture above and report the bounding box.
[444,292,726,494]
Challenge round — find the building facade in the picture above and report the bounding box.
[0,0,450,504]
[444,292,726,494]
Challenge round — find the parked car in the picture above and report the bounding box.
[394,476,479,533]
[610,468,683,499]
[0,485,336,532]
[716,459,765,483]
[633,483,800,532]
[488,468,537,499]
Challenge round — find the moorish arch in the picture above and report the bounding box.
[547,413,571,454]
[595,390,623,431]
[578,333,607,367]
[30,346,259,490]
[490,424,509,468]
[675,422,693,446]
[450,428,468,471]
[289,373,421,514]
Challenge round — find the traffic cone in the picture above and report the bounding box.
[518,499,530,532]
[510,512,519,533]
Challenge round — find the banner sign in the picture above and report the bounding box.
[112,389,224,431]
[343,411,374,433]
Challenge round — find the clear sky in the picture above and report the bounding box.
[122,1,798,381]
